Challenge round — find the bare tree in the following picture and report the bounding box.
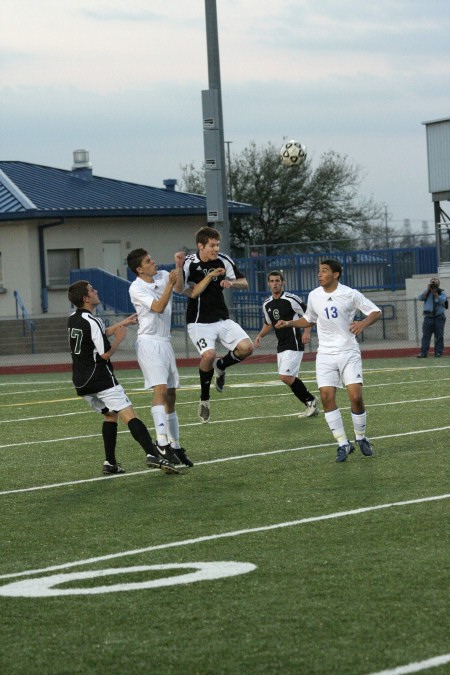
[180,141,383,256]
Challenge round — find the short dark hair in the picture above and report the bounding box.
[267,270,284,282]
[127,248,148,275]
[68,280,90,308]
[196,226,220,247]
[320,259,342,279]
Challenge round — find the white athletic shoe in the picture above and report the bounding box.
[298,396,319,418]
[198,400,211,423]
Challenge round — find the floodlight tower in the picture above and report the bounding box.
[422,117,450,275]
[202,0,230,254]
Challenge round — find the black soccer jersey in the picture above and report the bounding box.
[262,292,307,353]
[67,309,118,395]
[183,251,245,324]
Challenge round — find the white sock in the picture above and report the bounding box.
[324,409,348,446]
[166,412,180,449]
[352,411,367,440]
[151,405,168,445]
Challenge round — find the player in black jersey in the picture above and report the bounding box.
[255,271,319,418]
[67,280,179,476]
[180,226,254,423]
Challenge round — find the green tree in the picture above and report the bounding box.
[179,141,384,256]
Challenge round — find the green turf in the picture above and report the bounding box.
[0,358,449,674]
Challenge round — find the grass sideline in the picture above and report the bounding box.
[0,357,449,674]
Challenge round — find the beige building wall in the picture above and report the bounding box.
[0,214,205,318]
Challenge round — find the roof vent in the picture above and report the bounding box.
[72,149,92,179]
[72,149,92,169]
[163,179,177,191]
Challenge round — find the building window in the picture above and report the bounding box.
[47,249,80,287]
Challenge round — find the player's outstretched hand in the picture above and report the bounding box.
[122,313,138,326]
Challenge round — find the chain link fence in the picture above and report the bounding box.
[1,296,445,373]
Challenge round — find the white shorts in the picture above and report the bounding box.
[136,336,180,389]
[277,350,303,377]
[316,350,363,389]
[187,319,250,356]
[84,384,132,414]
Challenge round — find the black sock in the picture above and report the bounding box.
[199,368,213,400]
[217,350,241,370]
[102,421,118,464]
[128,417,156,456]
[290,378,314,405]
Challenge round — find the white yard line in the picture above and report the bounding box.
[368,653,450,674]
[0,492,448,581]
[0,425,449,493]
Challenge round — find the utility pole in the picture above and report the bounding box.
[202,0,230,254]
[224,140,233,199]
[384,204,391,248]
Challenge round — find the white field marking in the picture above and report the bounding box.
[368,653,450,675]
[0,493,448,581]
[1,425,449,497]
[1,397,450,450]
[0,562,257,597]
[0,361,445,390]
[1,376,450,424]
[0,386,72,398]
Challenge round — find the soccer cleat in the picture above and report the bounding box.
[102,461,125,475]
[356,437,373,456]
[298,396,319,418]
[416,354,427,358]
[214,359,226,393]
[146,454,179,475]
[198,399,211,423]
[335,442,355,463]
[154,442,181,465]
[173,447,194,467]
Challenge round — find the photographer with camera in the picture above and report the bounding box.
[416,277,447,358]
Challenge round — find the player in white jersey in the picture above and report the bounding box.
[276,259,381,463]
[127,248,193,467]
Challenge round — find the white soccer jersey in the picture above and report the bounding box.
[129,271,172,339]
[304,283,380,354]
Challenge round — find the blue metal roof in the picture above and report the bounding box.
[0,161,254,220]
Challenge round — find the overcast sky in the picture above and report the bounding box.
[2,0,450,234]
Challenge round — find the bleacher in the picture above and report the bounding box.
[70,245,437,332]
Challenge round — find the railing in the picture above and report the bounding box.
[71,244,438,330]
[14,290,36,354]
[69,269,135,314]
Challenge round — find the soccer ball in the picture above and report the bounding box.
[280,140,307,167]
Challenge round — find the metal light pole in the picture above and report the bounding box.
[202,0,230,254]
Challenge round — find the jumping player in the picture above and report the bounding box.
[179,226,254,423]
[127,248,193,467]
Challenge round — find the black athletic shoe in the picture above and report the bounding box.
[146,454,179,475]
[155,442,181,465]
[335,442,355,463]
[214,359,226,393]
[173,447,194,467]
[102,461,125,475]
[356,437,373,456]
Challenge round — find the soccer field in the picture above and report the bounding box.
[0,358,449,674]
